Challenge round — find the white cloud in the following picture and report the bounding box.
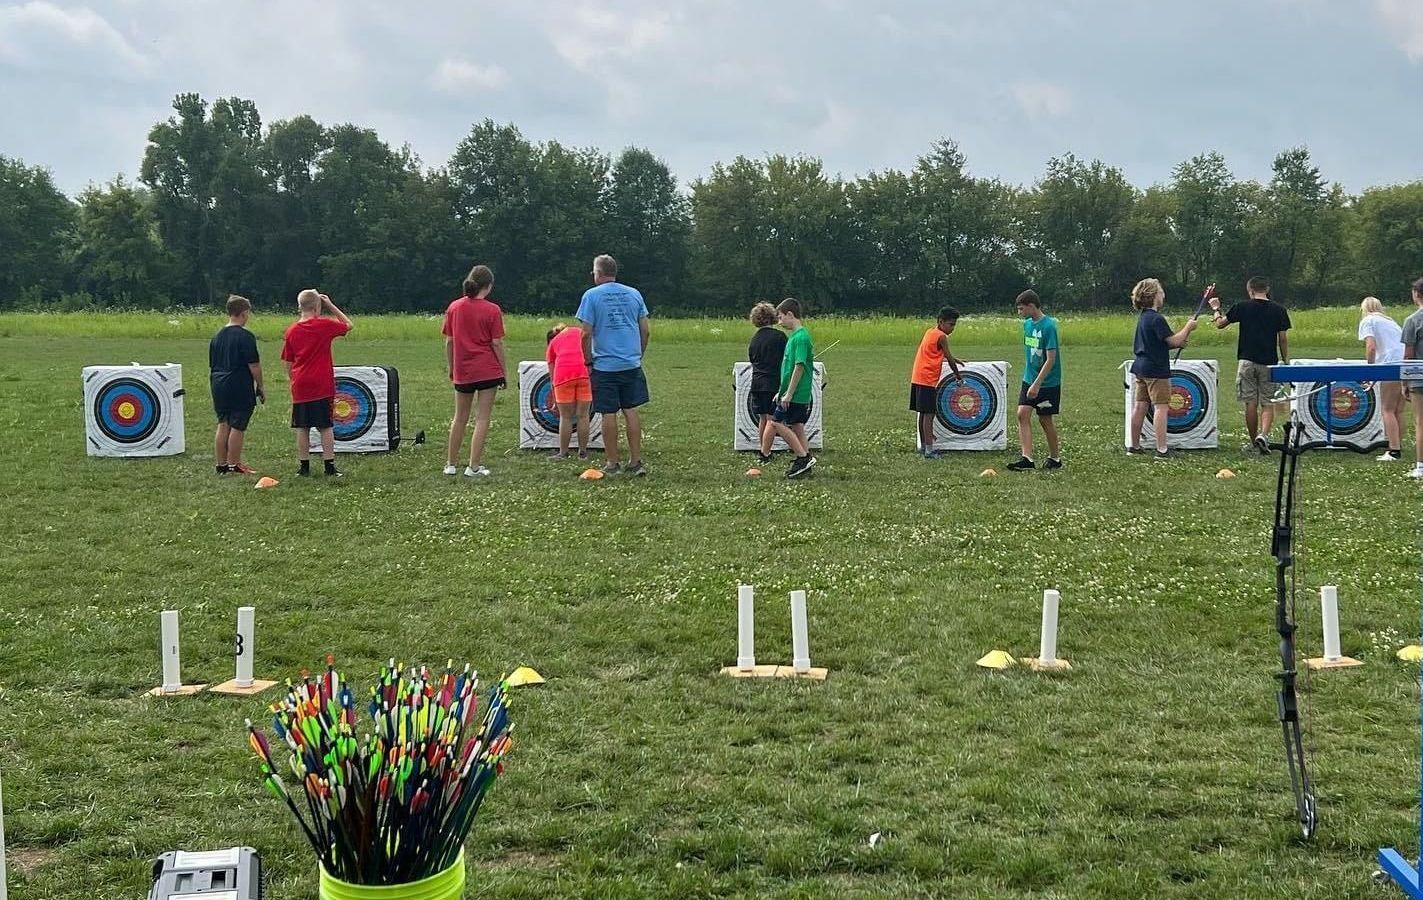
[0,1,151,76]
[1377,0,1423,60]
[430,59,509,94]
[1012,81,1073,120]
[547,4,676,72]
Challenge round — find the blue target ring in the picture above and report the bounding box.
[1166,371,1209,435]
[1309,381,1371,435]
[935,372,996,435]
[331,377,377,441]
[532,374,559,433]
[94,377,161,444]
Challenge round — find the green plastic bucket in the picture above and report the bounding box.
[318,851,465,900]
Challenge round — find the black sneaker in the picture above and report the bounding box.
[297,464,312,477]
[1044,457,1063,470]
[324,462,343,478]
[1006,457,1035,471]
[625,461,648,477]
[1153,449,1174,462]
[787,456,816,479]
[758,453,773,465]
[1126,446,1147,455]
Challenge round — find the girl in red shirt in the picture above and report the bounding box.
[442,265,507,477]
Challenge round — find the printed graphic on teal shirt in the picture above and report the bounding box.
[1022,316,1061,388]
[780,327,815,404]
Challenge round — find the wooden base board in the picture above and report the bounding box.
[209,678,278,696]
[719,664,829,682]
[146,684,208,697]
[1023,658,1072,672]
[1305,656,1363,671]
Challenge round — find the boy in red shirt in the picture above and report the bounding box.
[442,265,507,477]
[280,289,353,477]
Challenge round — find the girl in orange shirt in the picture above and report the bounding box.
[545,323,592,459]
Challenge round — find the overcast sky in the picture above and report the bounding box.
[2,0,1422,197]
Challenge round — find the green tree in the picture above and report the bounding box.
[911,141,1020,310]
[72,176,175,303]
[0,156,75,304]
[1353,182,1423,299]
[603,147,691,307]
[1168,152,1246,291]
[1024,154,1137,307]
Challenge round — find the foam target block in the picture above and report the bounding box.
[518,361,605,450]
[83,363,186,457]
[308,366,401,452]
[1290,358,1387,451]
[918,361,1008,451]
[1120,359,1219,450]
[733,362,825,451]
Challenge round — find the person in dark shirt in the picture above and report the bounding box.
[746,301,787,464]
[1208,275,1291,453]
[209,294,265,474]
[1127,278,1199,459]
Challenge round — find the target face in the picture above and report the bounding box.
[94,377,161,444]
[527,373,604,436]
[936,372,998,436]
[331,377,377,441]
[1166,371,1210,435]
[1309,382,1373,436]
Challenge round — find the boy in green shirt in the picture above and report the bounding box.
[772,297,817,479]
[1008,289,1063,470]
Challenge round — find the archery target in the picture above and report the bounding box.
[1121,359,1219,450]
[917,361,1007,451]
[83,364,185,457]
[733,362,825,451]
[1290,359,1386,451]
[308,366,400,452]
[518,361,604,450]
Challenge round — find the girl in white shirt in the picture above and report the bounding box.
[1358,296,1405,460]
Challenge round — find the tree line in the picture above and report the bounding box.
[3,93,1421,316]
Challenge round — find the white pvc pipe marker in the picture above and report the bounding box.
[1039,589,1061,667]
[235,606,256,687]
[736,586,756,671]
[1,769,8,900]
[1320,585,1343,662]
[160,610,181,693]
[790,590,811,673]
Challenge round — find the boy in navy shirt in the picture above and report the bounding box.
[209,294,265,474]
[1127,278,1200,459]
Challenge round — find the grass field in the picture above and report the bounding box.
[0,310,1419,899]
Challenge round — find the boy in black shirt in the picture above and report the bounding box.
[209,294,265,474]
[747,301,787,464]
[1208,275,1291,453]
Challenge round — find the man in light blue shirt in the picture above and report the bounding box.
[577,254,651,476]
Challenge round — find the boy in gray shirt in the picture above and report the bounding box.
[1402,277,1423,478]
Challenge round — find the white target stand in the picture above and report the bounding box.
[719,585,828,680]
[148,610,207,696]
[1023,589,1072,672]
[916,361,1009,452]
[211,606,278,695]
[1305,586,1363,671]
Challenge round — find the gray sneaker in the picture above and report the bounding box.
[624,461,648,477]
[600,462,622,476]
[1253,436,1271,455]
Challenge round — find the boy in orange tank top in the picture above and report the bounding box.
[910,307,966,458]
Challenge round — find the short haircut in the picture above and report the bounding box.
[463,265,494,297]
[593,254,618,279]
[1247,276,1270,295]
[226,294,252,317]
[1361,296,1385,316]
[776,297,803,318]
[1413,276,1423,297]
[297,289,322,313]
[1131,278,1163,311]
[546,322,566,343]
[937,306,960,322]
[1015,289,1041,308]
[749,301,777,327]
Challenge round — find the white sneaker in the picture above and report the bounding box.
[443,464,458,475]
[1377,451,1401,462]
[1409,466,1423,479]
[464,465,491,477]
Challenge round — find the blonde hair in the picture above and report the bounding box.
[1360,296,1385,317]
[749,301,777,327]
[297,289,322,313]
[1131,278,1163,311]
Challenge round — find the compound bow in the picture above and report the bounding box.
[1272,415,1317,839]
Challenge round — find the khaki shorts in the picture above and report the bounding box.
[1133,376,1172,406]
[1236,360,1273,404]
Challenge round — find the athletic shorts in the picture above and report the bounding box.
[591,367,649,414]
[1236,360,1273,404]
[553,377,592,405]
[1133,376,1171,406]
[291,398,334,429]
[750,390,777,417]
[455,377,506,394]
[1017,383,1061,417]
[909,383,938,414]
[773,402,812,426]
[216,405,255,432]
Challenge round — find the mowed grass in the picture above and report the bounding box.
[0,312,1419,899]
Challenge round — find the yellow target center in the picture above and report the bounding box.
[1333,394,1350,412]
[334,399,352,418]
[118,401,136,419]
[1169,394,1185,413]
[956,396,972,411]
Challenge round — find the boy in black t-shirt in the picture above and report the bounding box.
[209,294,265,474]
[1208,275,1291,453]
[747,301,787,464]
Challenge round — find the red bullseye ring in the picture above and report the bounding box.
[1168,386,1195,421]
[952,388,983,418]
[109,394,142,425]
[1331,389,1359,418]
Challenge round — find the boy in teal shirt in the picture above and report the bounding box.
[1008,289,1063,470]
[772,297,817,479]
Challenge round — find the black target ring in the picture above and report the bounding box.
[94,377,162,444]
[330,377,377,442]
[1308,381,1374,437]
[1165,371,1210,435]
[935,371,997,436]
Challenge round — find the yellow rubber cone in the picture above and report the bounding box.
[1397,645,1423,663]
[506,666,546,687]
[976,650,1016,670]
